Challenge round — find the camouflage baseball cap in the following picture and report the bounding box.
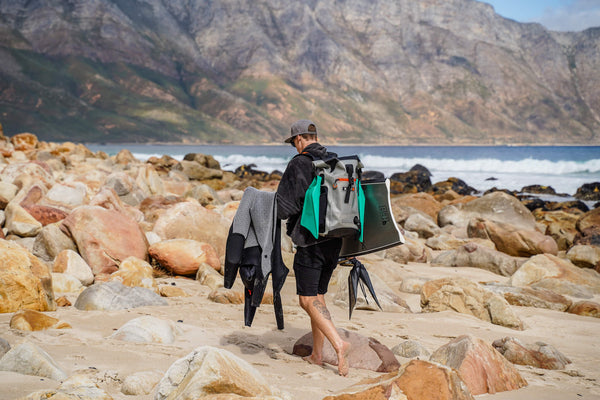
[284,119,318,143]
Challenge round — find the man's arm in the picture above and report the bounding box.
[276,156,312,220]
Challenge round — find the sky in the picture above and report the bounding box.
[483,0,600,31]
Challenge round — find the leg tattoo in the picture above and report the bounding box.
[313,299,331,320]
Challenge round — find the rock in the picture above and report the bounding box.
[421,278,523,330]
[9,309,71,331]
[430,177,477,196]
[0,162,54,188]
[404,213,440,239]
[43,182,88,209]
[431,242,521,276]
[55,296,72,307]
[104,171,146,206]
[139,195,185,223]
[392,340,431,359]
[384,236,432,264]
[208,287,244,304]
[152,200,229,258]
[333,266,411,313]
[51,272,84,294]
[74,281,167,311]
[520,184,558,195]
[484,284,572,312]
[10,132,38,151]
[108,256,156,290]
[510,254,600,298]
[175,160,223,180]
[467,217,558,257]
[0,239,56,313]
[159,285,189,297]
[155,346,276,400]
[60,205,148,277]
[121,370,163,396]
[183,153,221,169]
[566,244,600,270]
[89,186,144,222]
[492,337,571,370]
[0,181,18,209]
[185,183,223,206]
[293,328,400,373]
[21,203,68,226]
[110,316,181,344]
[0,337,9,358]
[195,262,224,290]
[574,226,600,247]
[391,192,442,220]
[134,164,165,197]
[4,202,42,237]
[567,301,600,318]
[149,238,220,276]
[323,359,474,400]
[533,210,579,251]
[23,373,113,400]
[575,208,600,246]
[32,223,77,262]
[438,192,538,231]
[574,182,600,201]
[114,148,138,164]
[426,233,495,251]
[53,249,94,285]
[389,164,432,194]
[0,340,67,381]
[430,335,527,395]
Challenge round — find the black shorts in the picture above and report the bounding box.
[293,238,343,296]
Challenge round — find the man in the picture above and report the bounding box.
[276,119,351,376]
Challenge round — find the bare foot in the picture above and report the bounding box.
[337,341,351,376]
[303,354,323,366]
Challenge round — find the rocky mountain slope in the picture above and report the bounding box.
[0,0,598,144]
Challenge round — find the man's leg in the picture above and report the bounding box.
[299,294,350,376]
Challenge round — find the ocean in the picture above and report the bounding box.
[86,144,600,204]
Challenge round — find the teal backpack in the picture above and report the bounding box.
[300,154,365,242]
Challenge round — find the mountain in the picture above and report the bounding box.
[0,0,598,144]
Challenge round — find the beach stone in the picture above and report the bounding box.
[323,359,474,400]
[159,285,189,297]
[577,207,600,232]
[0,239,56,313]
[9,309,71,331]
[389,165,432,194]
[431,177,477,196]
[484,284,572,312]
[149,238,220,276]
[333,266,411,313]
[566,244,600,270]
[183,153,221,169]
[74,281,167,311]
[426,234,495,251]
[10,132,37,151]
[533,210,579,251]
[399,276,430,294]
[467,217,558,257]
[510,254,600,297]
[492,337,571,370]
[155,346,275,400]
[114,148,138,164]
[110,316,181,344]
[196,262,224,290]
[51,272,84,294]
[33,223,77,262]
[175,160,223,181]
[0,340,67,381]
[430,335,527,395]
[404,213,440,239]
[43,182,88,209]
[21,203,68,226]
[208,287,244,304]
[104,171,146,206]
[574,182,600,201]
[0,161,54,188]
[293,328,400,373]
[60,205,148,277]
[391,192,442,220]
[0,181,18,208]
[22,373,113,400]
[574,226,600,247]
[146,154,179,174]
[438,191,537,231]
[53,249,94,285]
[421,278,523,330]
[55,296,72,307]
[152,200,229,258]
[108,256,156,290]
[121,370,163,395]
[392,340,431,359]
[89,186,144,222]
[138,195,184,223]
[384,236,431,264]
[432,242,521,277]
[0,337,9,358]
[134,164,165,197]
[567,301,600,318]
[185,183,223,206]
[4,202,42,237]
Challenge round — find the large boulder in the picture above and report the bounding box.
[0,340,67,381]
[0,239,55,313]
[110,316,181,344]
[484,284,572,312]
[421,278,523,330]
[293,328,400,373]
[391,192,442,220]
[430,335,527,395]
[492,337,571,370]
[467,217,558,257]
[148,239,220,276]
[60,205,148,277]
[432,242,522,276]
[155,346,279,400]
[567,301,600,318]
[74,281,167,311]
[323,359,474,400]
[566,244,600,270]
[510,254,600,298]
[438,192,537,231]
[4,202,42,237]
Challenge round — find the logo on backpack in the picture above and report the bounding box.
[300,154,365,242]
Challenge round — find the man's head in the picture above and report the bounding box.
[286,119,318,153]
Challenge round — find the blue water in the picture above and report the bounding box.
[86,144,600,199]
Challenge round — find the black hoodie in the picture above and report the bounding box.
[276,142,337,247]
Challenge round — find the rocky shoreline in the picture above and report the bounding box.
[1,130,599,400]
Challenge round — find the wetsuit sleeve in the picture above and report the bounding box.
[276,155,313,220]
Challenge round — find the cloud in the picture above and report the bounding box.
[535,0,600,31]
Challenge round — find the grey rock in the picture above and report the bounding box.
[33,223,78,262]
[74,281,168,311]
[392,340,431,359]
[431,242,522,276]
